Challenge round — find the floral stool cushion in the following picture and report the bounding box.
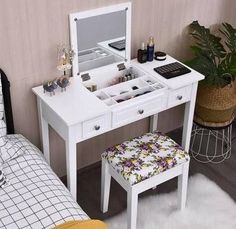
[102,131,189,185]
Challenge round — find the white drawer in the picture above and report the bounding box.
[112,94,167,127]
[168,85,192,107]
[82,114,110,138]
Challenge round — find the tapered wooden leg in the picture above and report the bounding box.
[177,162,189,210]
[127,190,138,229]
[37,97,50,164]
[41,118,50,164]
[65,138,77,200]
[182,83,198,152]
[101,158,111,213]
[149,114,158,132]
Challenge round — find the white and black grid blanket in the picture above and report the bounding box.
[0,134,88,229]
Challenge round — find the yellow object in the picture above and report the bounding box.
[52,220,108,229]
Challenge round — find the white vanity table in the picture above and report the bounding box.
[32,2,204,200]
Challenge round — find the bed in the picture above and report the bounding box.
[0,69,89,229]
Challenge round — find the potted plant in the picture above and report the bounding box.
[186,21,236,124]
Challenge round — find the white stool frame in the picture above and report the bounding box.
[101,158,190,229]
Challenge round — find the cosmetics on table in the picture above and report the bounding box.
[86,84,97,92]
[154,51,167,61]
[147,36,155,61]
[137,42,147,63]
[118,67,136,83]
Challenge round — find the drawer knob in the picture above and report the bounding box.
[177,95,183,100]
[138,109,144,114]
[94,125,100,131]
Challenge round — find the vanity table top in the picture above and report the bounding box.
[32,77,109,126]
[132,55,204,89]
[32,55,204,127]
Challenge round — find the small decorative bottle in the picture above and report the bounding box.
[147,36,154,61]
[137,42,147,63]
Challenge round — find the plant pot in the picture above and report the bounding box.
[195,83,236,123]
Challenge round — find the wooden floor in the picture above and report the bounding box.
[61,121,236,220]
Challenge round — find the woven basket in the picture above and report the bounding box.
[195,83,236,123]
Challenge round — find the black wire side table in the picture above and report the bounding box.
[190,116,234,163]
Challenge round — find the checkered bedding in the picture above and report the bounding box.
[0,134,89,229]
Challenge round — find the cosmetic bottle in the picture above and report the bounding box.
[147,36,154,61]
[137,42,147,63]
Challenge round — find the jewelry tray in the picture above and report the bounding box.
[82,64,167,108]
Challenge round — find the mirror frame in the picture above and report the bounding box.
[69,2,131,77]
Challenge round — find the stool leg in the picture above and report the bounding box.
[127,190,138,229]
[101,158,111,213]
[177,162,189,210]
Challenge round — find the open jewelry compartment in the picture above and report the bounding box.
[82,63,167,108]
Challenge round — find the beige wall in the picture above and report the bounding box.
[0,0,236,177]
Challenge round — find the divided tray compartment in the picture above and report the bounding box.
[152,83,165,90]
[142,75,157,85]
[104,77,150,95]
[142,75,166,90]
[93,74,167,107]
[94,91,110,100]
[81,65,147,91]
[103,98,117,106]
[113,85,155,104]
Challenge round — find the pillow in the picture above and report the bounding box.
[0,135,26,163]
[0,74,7,163]
[0,75,6,137]
[0,168,8,188]
[0,74,10,188]
[0,119,6,137]
[0,119,7,164]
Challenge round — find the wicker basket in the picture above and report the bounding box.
[195,84,236,123]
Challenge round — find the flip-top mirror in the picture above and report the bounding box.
[69,2,131,76]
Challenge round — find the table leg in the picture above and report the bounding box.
[182,83,198,152]
[41,118,50,164]
[65,137,77,200]
[37,98,50,164]
[149,114,158,132]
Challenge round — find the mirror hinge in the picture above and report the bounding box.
[81,73,90,82]
[117,63,126,71]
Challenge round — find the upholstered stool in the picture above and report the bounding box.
[101,131,190,229]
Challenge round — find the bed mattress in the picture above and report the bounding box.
[0,134,89,229]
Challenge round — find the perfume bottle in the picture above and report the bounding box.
[147,36,154,61]
[137,42,147,63]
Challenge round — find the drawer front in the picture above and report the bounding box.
[168,85,192,107]
[82,114,109,138]
[113,94,167,127]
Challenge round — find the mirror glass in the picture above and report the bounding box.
[75,9,127,72]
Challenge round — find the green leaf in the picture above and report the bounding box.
[190,46,204,56]
[218,53,236,82]
[189,21,226,62]
[186,21,236,87]
[187,54,216,76]
[220,23,236,53]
